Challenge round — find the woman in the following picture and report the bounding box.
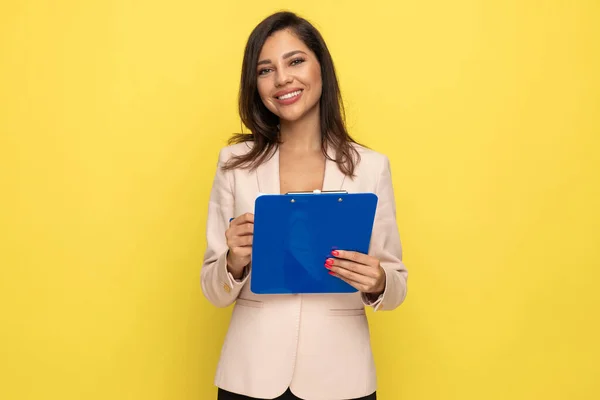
[201,11,408,400]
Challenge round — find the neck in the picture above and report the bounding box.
[278,106,321,153]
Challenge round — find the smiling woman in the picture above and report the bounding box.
[257,38,322,121]
[224,11,360,178]
[200,11,408,400]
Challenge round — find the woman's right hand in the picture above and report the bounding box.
[225,213,254,279]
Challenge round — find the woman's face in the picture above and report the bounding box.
[256,29,322,123]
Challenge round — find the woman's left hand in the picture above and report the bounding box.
[326,250,386,295]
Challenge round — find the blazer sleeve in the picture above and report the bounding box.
[361,155,408,311]
[200,149,250,308]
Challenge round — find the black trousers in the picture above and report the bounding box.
[218,387,376,400]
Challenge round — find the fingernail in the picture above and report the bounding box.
[325,259,334,265]
[324,263,331,269]
[328,271,335,275]
[331,250,339,256]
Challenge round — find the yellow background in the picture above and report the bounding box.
[1,1,599,399]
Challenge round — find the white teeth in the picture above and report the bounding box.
[278,90,301,100]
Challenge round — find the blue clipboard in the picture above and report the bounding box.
[250,191,378,294]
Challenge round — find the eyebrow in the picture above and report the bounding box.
[257,50,307,66]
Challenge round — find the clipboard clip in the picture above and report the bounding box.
[285,190,348,195]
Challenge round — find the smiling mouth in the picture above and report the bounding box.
[276,90,303,100]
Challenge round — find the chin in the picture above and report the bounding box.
[275,103,319,124]
[278,111,304,123]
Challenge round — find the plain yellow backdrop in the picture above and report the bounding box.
[1,1,599,399]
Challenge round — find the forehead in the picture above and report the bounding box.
[258,29,311,59]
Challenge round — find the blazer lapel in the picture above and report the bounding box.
[321,146,347,191]
[256,146,281,194]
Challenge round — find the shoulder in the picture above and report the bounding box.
[350,142,391,172]
[348,143,394,193]
[216,141,255,164]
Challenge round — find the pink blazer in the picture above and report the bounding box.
[201,142,408,400]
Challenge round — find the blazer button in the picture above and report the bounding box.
[223,283,231,293]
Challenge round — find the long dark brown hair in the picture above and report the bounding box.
[223,11,362,176]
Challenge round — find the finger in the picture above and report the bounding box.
[233,223,254,236]
[231,247,252,257]
[328,265,373,287]
[327,258,379,278]
[232,235,253,247]
[332,250,375,266]
[328,270,369,292]
[241,235,253,246]
[232,213,254,225]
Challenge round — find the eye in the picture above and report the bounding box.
[258,68,272,75]
[290,58,305,66]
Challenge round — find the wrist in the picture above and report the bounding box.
[368,266,386,296]
[228,265,245,280]
[226,252,246,279]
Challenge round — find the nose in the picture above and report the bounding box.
[274,68,292,87]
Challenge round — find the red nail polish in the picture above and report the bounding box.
[326,259,334,265]
[324,263,331,269]
[331,250,339,256]
[328,271,335,275]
